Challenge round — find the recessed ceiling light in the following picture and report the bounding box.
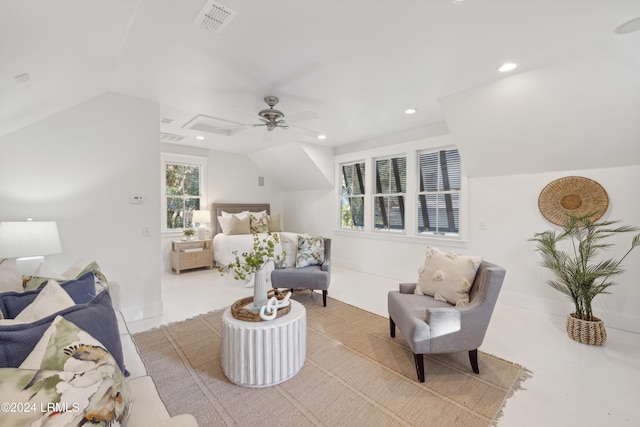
[498,62,518,72]
[404,108,417,115]
[451,0,465,4]
[196,135,205,140]
[317,134,326,140]
[614,17,640,34]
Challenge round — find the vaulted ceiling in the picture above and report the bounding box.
[2,0,639,177]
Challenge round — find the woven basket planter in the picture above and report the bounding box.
[566,313,607,345]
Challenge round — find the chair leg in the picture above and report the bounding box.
[414,353,425,382]
[322,290,327,307]
[389,318,396,337]
[468,349,480,374]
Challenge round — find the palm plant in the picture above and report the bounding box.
[530,214,639,321]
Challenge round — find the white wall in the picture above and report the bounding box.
[159,145,285,271]
[284,135,640,333]
[0,93,162,322]
[467,165,640,333]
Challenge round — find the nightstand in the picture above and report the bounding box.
[171,239,213,274]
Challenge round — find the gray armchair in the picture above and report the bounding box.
[387,260,506,382]
[271,238,331,306]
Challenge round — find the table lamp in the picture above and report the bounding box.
[0,219,62,275]
[192,210,211,240]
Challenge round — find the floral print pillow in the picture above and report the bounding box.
[296,235,325,268]
[250,214,269,233]
[0,316,132,426]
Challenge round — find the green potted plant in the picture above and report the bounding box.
[183,227,196,239]
[220,233,285,308]
[530,214,639,345]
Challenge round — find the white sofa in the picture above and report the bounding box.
[110,282,198,427]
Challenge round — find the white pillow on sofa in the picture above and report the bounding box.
[415,246,482,307]
[0,259,22,293]
[14,280,75,322]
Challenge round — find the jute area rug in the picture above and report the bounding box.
[133,293,530,426]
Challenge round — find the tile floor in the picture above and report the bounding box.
[128,266,640,427]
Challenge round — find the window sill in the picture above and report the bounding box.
[334,229,469,248]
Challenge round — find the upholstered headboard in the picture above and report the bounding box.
[210,203,271,236]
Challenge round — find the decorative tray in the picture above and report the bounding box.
[230,289,291,322]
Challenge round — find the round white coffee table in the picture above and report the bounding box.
[221,299,306,387]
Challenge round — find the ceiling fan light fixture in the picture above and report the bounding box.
[498,62,518,72]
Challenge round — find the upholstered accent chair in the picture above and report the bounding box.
[271,238,331,306]
[387,260,506,382]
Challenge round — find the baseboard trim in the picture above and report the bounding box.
[120,301,164,323]
[499,291,640,334]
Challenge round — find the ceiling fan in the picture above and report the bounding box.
[257,96,289,131]
[234,96,322,138]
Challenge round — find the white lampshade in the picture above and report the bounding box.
[192,210,211,224]
[0,220,62,258]
[192,210,210,240]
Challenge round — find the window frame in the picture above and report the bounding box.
[339,160,366,231]
[416,148,461,237]
[373,155,407,233]
[161,153,207,235]
[335,142,466,242]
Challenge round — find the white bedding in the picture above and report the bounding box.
[213,232,300,267]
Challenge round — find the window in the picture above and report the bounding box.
[374,156,406,232]
[417,148,461,236]
[162,154,206,231]
[340,161,365,230]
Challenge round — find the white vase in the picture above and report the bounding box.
[253,268,268,309]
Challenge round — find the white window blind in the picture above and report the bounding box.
[374,156,407,232]
[417,149,461,236]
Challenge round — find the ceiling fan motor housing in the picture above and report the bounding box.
[258,96,286,130]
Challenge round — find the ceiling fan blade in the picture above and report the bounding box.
[283,111,318,123]
[289,125,323,139]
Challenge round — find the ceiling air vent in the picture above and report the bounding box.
[160,132,186,143]
[160,117,174,124]
[194,1,237,33]
[182,114,245,136]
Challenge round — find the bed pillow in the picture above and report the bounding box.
[14,280,74,323]
[221,210,249,220]
[250,213,269,233]
[0,290,126,375]
[227,215,251,235]
[0,260,22,293]
[296,235,325,268]
[415,246,482,307]
[2,316,132,426]
[267,214,282,232]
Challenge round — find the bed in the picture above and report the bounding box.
[211,202,332,305]
[210,203,297,268]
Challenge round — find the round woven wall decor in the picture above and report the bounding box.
[538,176,609,225]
